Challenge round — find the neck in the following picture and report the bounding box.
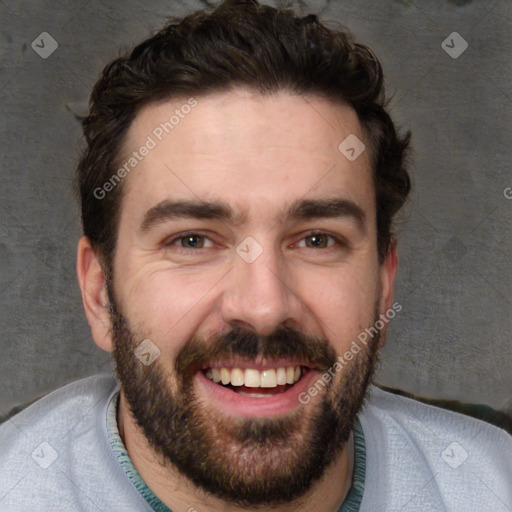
[117,392,353,512]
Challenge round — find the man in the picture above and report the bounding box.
[1,0,511,510]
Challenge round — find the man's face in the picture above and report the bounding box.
[107,90,395,505]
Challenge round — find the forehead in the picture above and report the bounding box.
[118,90,374,225]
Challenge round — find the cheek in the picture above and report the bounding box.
[117,265,224,355]
[299,263,379,347]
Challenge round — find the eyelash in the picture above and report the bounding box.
[164,231,346,251]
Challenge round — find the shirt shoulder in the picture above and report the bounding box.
[0,373,118,449]
[358,385,512,511]
[0,373,152,511]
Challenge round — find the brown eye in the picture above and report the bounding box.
[167,233,215,249]
[305,234,328,248]
[299,233,338,249]
[180,234,205,248]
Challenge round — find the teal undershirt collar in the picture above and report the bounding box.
[107,392,366,511]
[107,392,171,512]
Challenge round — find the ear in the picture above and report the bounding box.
[76,236,113,352]
[379,235,398,315]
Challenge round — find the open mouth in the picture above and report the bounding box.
[203,365,305,397]
[195,358,318,417]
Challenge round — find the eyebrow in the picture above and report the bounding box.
[139,200,245,233]
[287,198,366,232]
[139,198,366,234]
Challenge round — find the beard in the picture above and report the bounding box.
[109,293,381,507]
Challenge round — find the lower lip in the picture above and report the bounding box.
[195,369,318,418]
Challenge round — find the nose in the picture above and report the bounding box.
[220,245,303,336]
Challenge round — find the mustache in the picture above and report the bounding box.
[174,325,338,379]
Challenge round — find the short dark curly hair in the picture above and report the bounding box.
[76,0,411,273]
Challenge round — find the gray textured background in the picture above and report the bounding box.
[0,0,510,415]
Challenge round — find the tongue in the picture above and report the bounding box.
[224,384,291,395]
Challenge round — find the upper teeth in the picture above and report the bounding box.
[205,366,302,388]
